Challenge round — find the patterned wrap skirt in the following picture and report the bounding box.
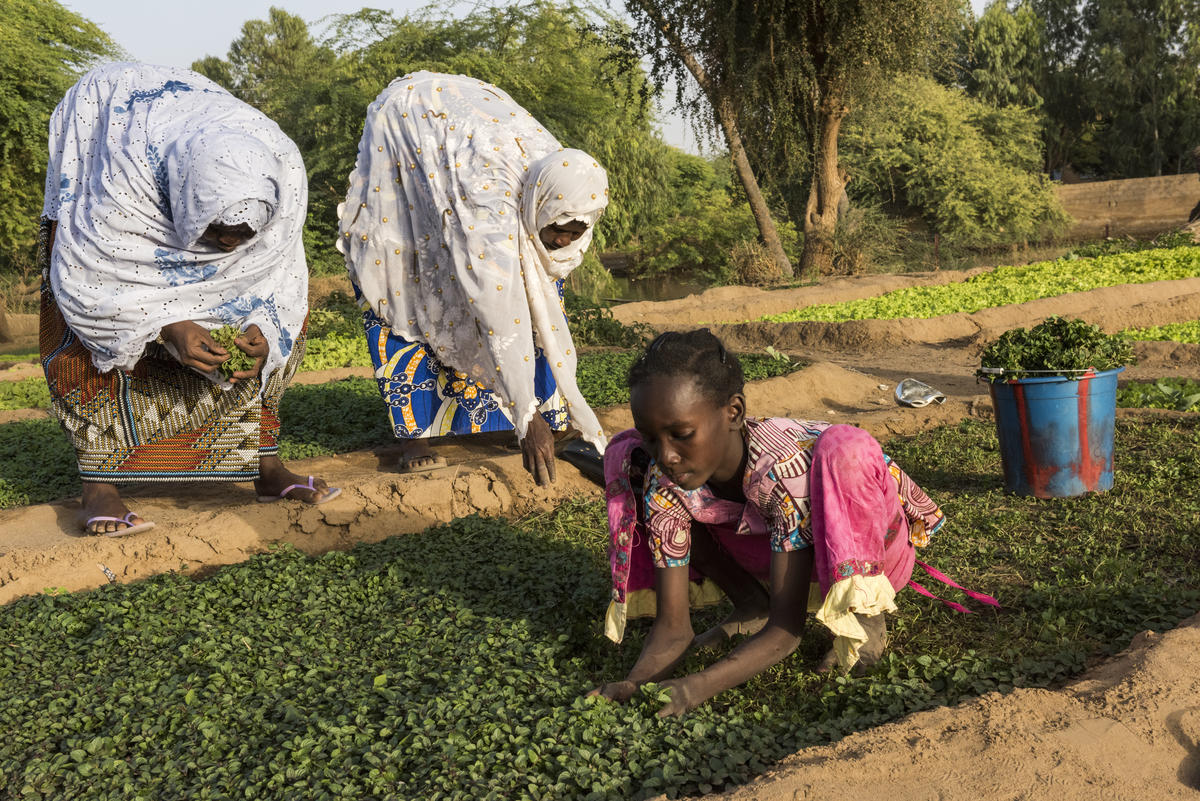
[351,278,570,440]
[38,219,305,483]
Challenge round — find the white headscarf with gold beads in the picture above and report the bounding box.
[338,71,610,451]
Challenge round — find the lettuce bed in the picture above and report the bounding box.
[1,418,1198,799]
[1124,319,1200,344]
[0,379,50,410]
[758,246,1200,323]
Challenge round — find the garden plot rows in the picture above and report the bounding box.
[1,251,1200,800]
[1,417,1197,801]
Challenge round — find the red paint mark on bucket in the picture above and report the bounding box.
[1014,381,1053,496]
[1077,369,1104,491]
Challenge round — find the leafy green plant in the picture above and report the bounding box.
[308,291,363,337]
[759,246,1200,323]
[0,419,78,508]
[276,378,393,461]
[978,317,1135,381]
[564,291,653,348]
[0,418,1197,799]
[299,333,372,372]
[1123,319,1200,345]
[1065,229,1196,260]
[209,326,254,380]
[1117,378,1200,412]
[0,377,50,410]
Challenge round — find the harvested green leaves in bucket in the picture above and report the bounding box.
[977,316,1135,381]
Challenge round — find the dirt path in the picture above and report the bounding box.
[3,271,1200,800]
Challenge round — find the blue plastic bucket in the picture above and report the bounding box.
[986,367,1123,498]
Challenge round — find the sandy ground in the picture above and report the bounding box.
[3,270,1200,800]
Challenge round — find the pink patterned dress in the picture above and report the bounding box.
[603,418,947,668]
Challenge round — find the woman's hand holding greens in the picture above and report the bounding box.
[230,324,269,383]
[161,320,229,372]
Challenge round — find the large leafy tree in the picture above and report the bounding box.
[965,0,1045,109]
[192,7,334,125]
[0,0,116,273]
[623,0,960,279]
[740,0,962,277]
[1079,0,1200,177]
[620,0,795,278]
[965,0,1200,178]
[195,2,671,271]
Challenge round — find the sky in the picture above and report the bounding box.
[61,0,992,154]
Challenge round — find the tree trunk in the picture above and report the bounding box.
[799,97,847,279]
[713,95,793,279]
[629,0,793,279]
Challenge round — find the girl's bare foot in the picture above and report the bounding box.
[818,612,888,674]
[80,481,152,536]
[693,604,771,650]
[255,455,338,503]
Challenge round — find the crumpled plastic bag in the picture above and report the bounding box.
[895,378,946,408]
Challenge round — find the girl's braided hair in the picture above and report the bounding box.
[627,329,744,404]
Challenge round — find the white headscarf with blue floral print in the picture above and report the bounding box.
[42,62,308,387]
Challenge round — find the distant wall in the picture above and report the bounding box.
[1056,174,1200,239]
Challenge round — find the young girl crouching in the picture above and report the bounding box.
[591,329,955,717]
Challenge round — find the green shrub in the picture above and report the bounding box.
[841,75,1069,249]
[629,156,799,287]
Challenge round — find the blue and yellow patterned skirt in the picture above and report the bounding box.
[356,290,571,440]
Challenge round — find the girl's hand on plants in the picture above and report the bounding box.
[656,678,696,718]
[161,320,229,372]
[587,681,637,703]
[230,324,269,383]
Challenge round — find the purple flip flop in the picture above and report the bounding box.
[257,476,342,505]
[85,512,156,538]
